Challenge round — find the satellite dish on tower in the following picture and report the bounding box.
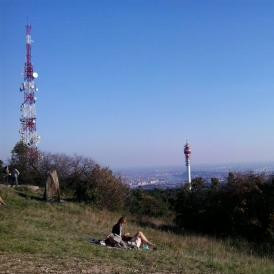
[33,72,38,78]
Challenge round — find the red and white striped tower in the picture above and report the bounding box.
[19,25,40,152]
[184,141,192,189]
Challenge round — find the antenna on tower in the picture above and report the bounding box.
[19,24,40,159]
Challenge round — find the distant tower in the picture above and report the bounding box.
[19,24,40,154]
[184,141,192,189]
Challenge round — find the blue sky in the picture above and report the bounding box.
[1,0,274,168]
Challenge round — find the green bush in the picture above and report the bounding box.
[74,164,129,211]
[129,189,171,217]
[175,173,274,243]
[8,143,129,211]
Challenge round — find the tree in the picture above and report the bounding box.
[74,164,129,211]
[175,172,274,243]
[191,177,206,191]
[10,142,29,165]
[129,189,170,217]
[211,177,220,190]
[0,159,4,181]
[9,142,42,185]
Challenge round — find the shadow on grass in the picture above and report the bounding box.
[16,191,45,201]
[135,219,184,234]
[16,190,76,206]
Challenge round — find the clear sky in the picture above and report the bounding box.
[1,0,274,168]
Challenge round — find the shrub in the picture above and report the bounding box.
[8,143,129,211]
[175,173,274,242]
[0,160,4,182]
[129,189,170,217]
[38,153,129,211]
[74,164,129,211]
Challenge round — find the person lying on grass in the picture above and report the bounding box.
[108,216,156,249]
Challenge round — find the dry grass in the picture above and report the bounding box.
[0,187,273,273]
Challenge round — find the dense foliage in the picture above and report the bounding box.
[6,142,129,211]
[0,160,4,179]
[128,189,174,217]
[9,142,41,185]
[175,174,274,242]
[73,164,129,210]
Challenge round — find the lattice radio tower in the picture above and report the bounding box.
[19,24,40,153]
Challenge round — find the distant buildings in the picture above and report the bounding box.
[117,162,274,190]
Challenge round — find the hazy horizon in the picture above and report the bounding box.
[114,160,274,171]
[1,0,274,168]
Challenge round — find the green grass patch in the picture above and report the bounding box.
[0,187,273,273]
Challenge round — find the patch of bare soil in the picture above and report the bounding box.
[0,253,125,274]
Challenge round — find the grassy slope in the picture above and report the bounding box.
[0,187,273,274]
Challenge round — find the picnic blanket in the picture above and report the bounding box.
[89,237,150,251]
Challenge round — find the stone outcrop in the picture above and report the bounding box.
[44,170,61,202]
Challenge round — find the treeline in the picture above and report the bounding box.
[2,142,176,215]
[2,142,274,243]
[129,188,177,217]
[3,142,129,211]
[175,174,274,243]
[131,175,274,244]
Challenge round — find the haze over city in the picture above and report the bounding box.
[1,0,274,169]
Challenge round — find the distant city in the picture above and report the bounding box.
[115,162,274,189]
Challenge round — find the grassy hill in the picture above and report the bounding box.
[0,186,273,274]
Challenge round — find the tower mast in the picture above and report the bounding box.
[184,141,192,189]
[19,24,40,154]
